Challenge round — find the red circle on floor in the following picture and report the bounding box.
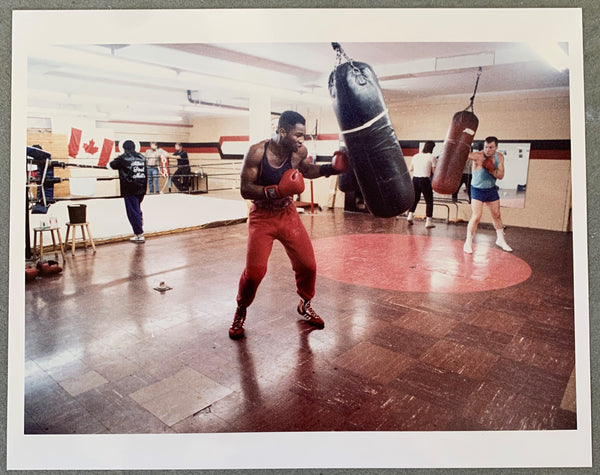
[313,234,532,293]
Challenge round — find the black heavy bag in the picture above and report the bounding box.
[328,44,413,218]
[432,110,479,195]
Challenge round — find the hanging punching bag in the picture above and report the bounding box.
[432,67,482,195]
[432,110,479,194]
[328,43,413,218]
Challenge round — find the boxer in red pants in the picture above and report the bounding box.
[229,110,348,339]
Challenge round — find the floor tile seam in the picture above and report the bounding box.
[345,388,460,423]
[417,353,501,380]
[95,398,169,430]
[386,380,474,415]
[363,337,436,362]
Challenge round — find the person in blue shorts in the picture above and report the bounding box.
[463,136,512,254]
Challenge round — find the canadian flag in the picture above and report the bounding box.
[68,127,115,166]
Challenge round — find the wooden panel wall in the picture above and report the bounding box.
[27,130,70,197]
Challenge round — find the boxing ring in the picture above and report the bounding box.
[28,193,248,245]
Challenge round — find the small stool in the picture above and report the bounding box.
[32,226,65,261]
[64,222,96,256]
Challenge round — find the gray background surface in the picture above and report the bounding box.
[1,1,597,474]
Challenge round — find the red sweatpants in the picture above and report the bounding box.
[237,203,316,308]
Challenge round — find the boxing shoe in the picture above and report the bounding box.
[495,238,513,252]
[406,212,414,225]
[37,259,63,275]
[463,239,473,254]
[229,306,247,340]
[297,299,325,329]
[425,217,436,228]
[130,234,145,243]
[495,229,513,252]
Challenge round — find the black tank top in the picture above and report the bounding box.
[257,140,292,186]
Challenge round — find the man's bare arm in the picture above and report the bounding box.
[240,143,268,200]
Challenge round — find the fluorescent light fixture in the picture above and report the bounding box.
[529,42,569,72]
[30,45,179,80]
[108,113,183,123]
[27,106,108,120]
[116,44,311,93]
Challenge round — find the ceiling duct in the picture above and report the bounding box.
[186,90,281,116]
[186,90,249,112]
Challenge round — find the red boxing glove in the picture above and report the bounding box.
[332,150,350,173]
[264,168,305,199]
[482,156,496,174]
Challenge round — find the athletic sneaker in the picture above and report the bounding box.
[496,239,513,252]
[229,306,247,340]
[297,299,325,328]
[130,234,145,243]
[463,240,473,254]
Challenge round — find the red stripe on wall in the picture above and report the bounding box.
[185,146,220,154]
[316,133,340,141]
[403,148,420,157]
[529,149,571,160]
[219,135,249,147]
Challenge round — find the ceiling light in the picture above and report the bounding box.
[30,45,179,80]
[27,106,108,120]
[108,113,183,123]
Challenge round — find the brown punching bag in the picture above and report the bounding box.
[432,110,479,194]
[432,67,482,195]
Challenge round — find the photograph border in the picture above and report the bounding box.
[2,3,598,473]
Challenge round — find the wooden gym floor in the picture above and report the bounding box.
[23,205,577,435]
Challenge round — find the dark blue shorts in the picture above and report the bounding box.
[471,186,499,202]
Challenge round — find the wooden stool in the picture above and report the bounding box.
[64,222,96,256]
[32,226,65,261]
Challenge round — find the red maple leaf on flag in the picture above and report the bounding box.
[83,139,99,155]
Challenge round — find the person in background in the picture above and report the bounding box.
[406,140,437,228]
[463,136,512,254]
[170,143,190,192]
[109,140,147,243]
[452,158,472,203]
[144,141,167,194]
